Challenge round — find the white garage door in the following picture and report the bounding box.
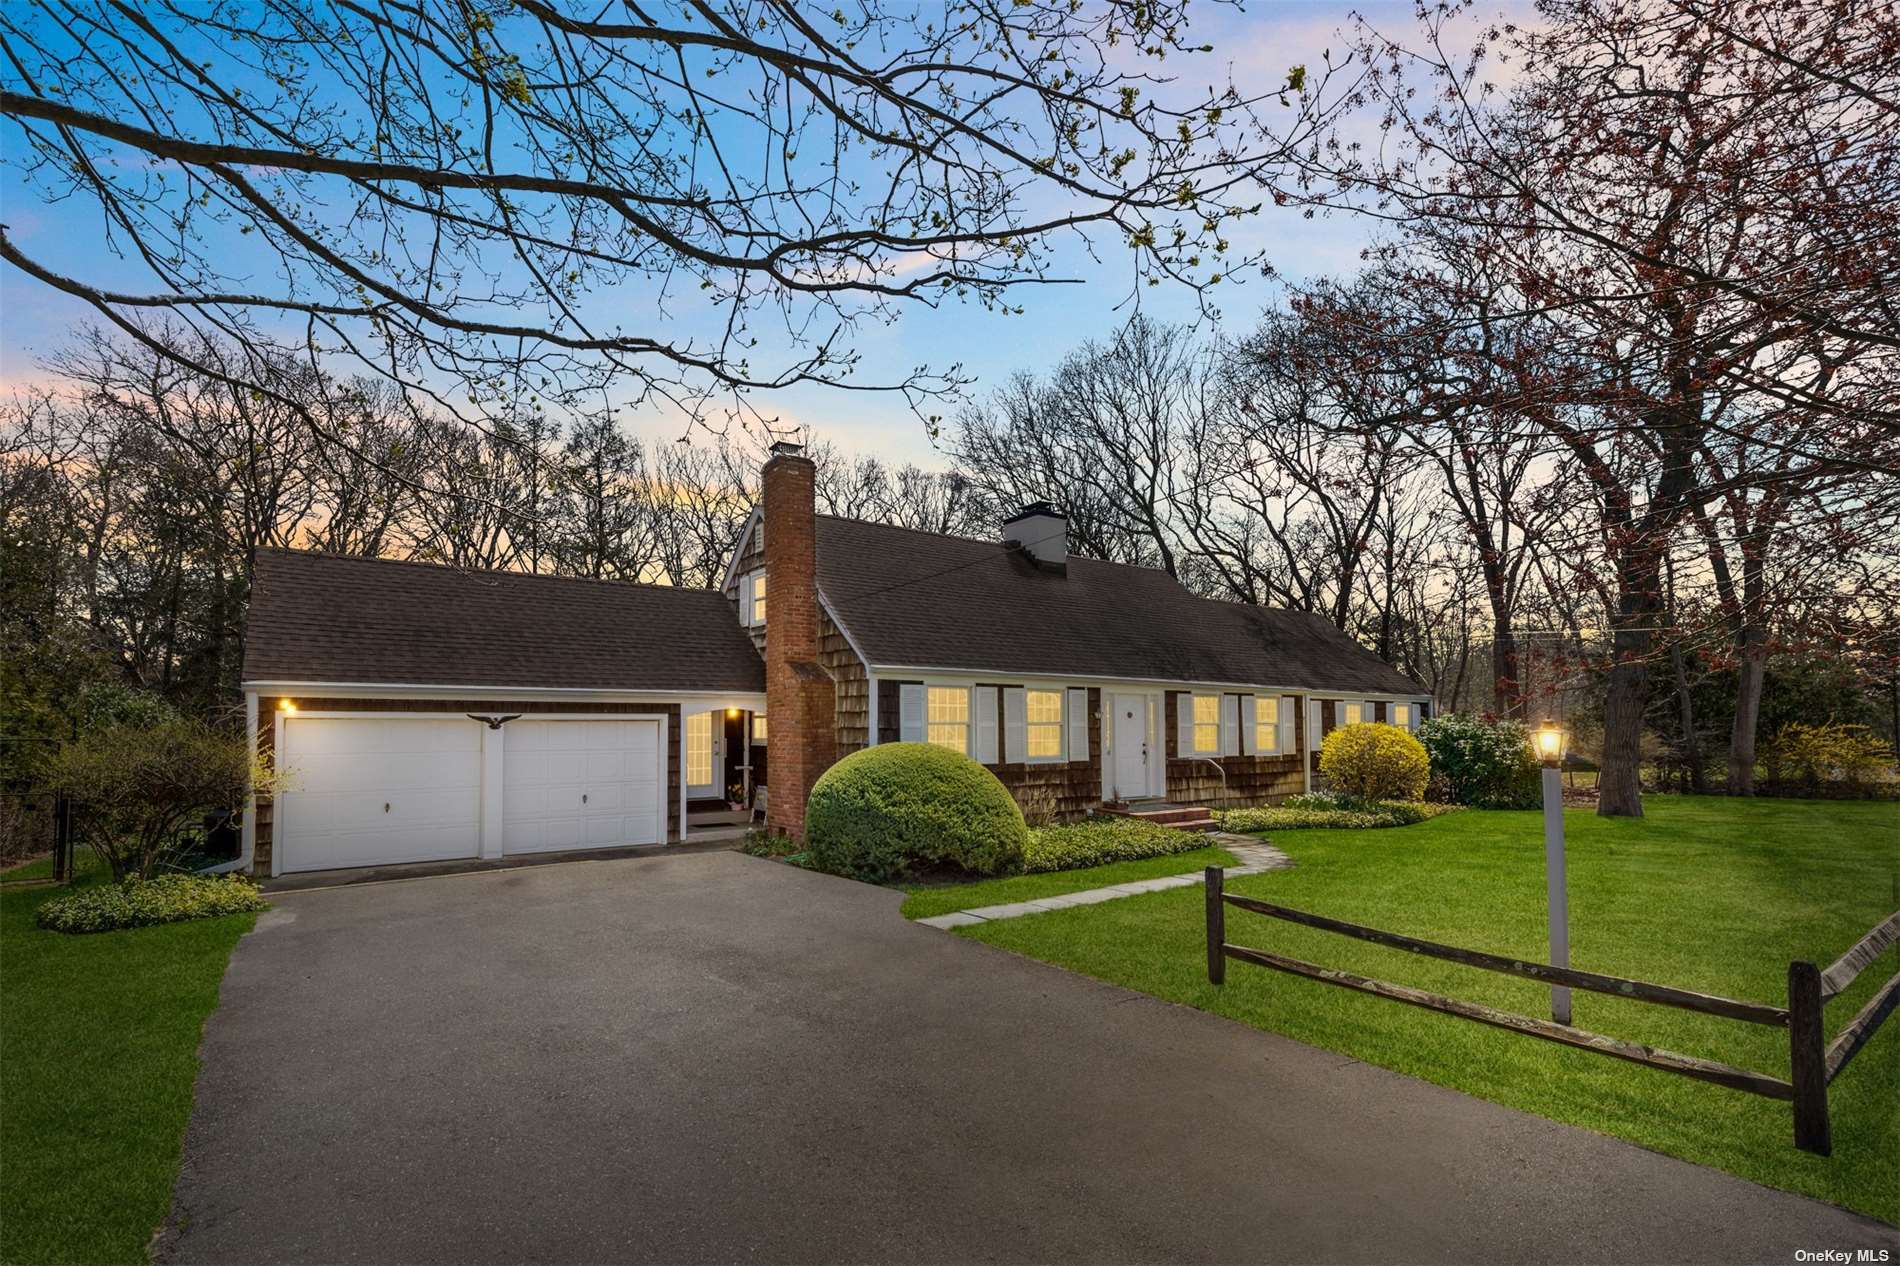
[503,720,662,855]
[277,717,482,873]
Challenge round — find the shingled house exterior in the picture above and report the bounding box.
[240,442,1429,876]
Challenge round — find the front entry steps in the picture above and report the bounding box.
[1102,799,1218,832]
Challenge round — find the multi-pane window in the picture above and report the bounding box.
[1255,697,1281,754]
[1341,701,1368,726]
[1191,694,1221,755]
[927,686,970,754]
[1025,689,1064,759]
[752,714,768,744]
[749,572,767,626]
[1390,703,1412,731]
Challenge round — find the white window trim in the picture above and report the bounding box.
[745,570,767,627]
[924,683,973,756]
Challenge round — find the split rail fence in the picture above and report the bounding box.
[1203,867,1899,1155]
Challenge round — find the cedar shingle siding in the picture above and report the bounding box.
[1162,691,1306,809]
[820,608,868,756]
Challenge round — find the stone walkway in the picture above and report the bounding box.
[915,833,1291,930]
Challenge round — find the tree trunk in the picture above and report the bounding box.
[1490,619,1520,718]
[1728,631,1766,795]
[1671,643,1706,794]
[1599,562,1662,818]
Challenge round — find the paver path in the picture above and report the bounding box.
[914,832,1289,929]
[162,850,1892,1265]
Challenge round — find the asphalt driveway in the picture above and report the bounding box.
[162,852,1892,1265]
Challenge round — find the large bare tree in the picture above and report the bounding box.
[1303,0,1900,814]
[1,0,1333,442]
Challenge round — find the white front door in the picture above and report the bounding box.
[684,709,721,800]
[1111,693,1151,799]
[277,716,482,873]
[502,720,661,854]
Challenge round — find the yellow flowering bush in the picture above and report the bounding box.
[1318,722,1430,803]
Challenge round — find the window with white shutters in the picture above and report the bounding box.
[1254,696,1281,754]
[926,686,970,755]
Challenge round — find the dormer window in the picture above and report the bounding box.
[739,570,767,626]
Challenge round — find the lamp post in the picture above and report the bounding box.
[1536,720,1571,1025]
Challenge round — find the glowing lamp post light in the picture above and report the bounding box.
[1536,720,1572,1025]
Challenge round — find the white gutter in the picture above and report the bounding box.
[242,680,766,704]
[861,663,1428,702]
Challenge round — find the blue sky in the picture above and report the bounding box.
[0,1,1428,469]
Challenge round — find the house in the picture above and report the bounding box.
[239,442,1429,876]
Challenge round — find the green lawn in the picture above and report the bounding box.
[900,845,1236,919]
[1,864,256,1265]
[959,796,1900,1224]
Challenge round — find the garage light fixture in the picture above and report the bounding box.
[278,700,297,713]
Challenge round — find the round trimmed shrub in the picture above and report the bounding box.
[804,743,1028,882]
[1318,722,1430,802]
[1416,714,1540,808]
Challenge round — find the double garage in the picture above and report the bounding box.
[266,710,668,876]
[240,548,772,878]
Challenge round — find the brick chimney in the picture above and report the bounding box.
[762,441,836,838]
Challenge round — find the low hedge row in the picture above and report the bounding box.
[1214,801,1458,833]
[1022,816,1206,874]
[37,873,269,934]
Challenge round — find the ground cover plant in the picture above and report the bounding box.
[1,868,256,1264]
[959,796,1900,1223]
[1021,815,1211,873]
[37,872,268,934]
[1215,799,1456,832]
[901,844,1237,920]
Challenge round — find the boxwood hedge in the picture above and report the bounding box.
[805,743,1028,882]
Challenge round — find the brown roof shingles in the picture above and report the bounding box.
[242,549,764,694]
[814,516,1424,696]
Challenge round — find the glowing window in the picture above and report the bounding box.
[749,573,767,626]
[1255,697,1281,754]
[926,686,969,754]
[1191,694,1221,755]
[1025,689,1064,760]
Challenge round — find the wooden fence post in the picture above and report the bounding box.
[1787,959,1831,1156]
[1206,866,1225,986]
